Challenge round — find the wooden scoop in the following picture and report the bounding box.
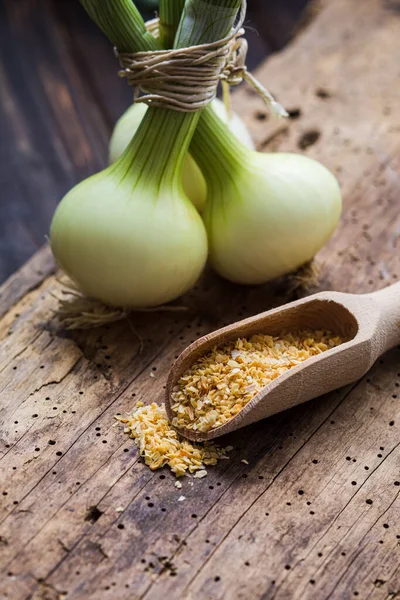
[165,282,400,442]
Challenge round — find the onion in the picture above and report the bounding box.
[109,98,254,213]
[201,148,342,284]
[51,110,208,308]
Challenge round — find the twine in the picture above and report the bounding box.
[115,0,288,117]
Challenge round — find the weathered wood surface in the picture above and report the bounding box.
[1,0,400,599]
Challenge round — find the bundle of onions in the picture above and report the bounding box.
[51,0,243,308]
[50,0,342,312]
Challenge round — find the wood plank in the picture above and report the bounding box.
[0,0,399,599]
[0,247,55,320]
[248,0,310,52]
[0,0,112,283]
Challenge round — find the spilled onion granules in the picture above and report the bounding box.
[171,329,342,433]
[116,329,342,477]
[115,403,229,478]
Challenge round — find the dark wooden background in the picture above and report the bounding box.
[0,0,308,284]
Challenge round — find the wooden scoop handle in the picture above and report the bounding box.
[367,281,400,355]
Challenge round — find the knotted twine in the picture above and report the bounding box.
[115,0,288,117]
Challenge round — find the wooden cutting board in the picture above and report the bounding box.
[1,0,399,598]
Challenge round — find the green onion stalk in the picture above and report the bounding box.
[110,0,343,286]
[108,97,254,213]
[108,0,255,212]
[108,0,206,212]
[50,0,242,309]
[158,0,186,48]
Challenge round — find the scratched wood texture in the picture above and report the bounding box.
[1,0,400,599]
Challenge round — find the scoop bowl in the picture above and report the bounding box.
[165,282,400,442]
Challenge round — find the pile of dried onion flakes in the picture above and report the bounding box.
[115,403,230,478]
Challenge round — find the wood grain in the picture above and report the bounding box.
[0,0,123,283]
[0,0,399,599]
